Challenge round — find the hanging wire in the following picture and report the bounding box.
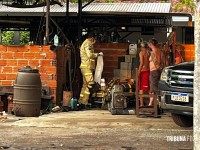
[36,15,45,45]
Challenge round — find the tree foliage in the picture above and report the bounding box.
[1,31,30,45]
[20,31,30,45]
[2,31,14,45]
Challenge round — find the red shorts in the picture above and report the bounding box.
[138,70,150,91]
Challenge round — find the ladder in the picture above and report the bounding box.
[135,68,158,118]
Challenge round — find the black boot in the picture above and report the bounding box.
[78,104,85,110]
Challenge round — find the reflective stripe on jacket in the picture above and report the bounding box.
[80,39,98,69]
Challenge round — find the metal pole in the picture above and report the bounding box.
[66,0,69,25]
[78,0,82,44]
[46,0,50,44]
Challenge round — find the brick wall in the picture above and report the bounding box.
[0,45,57,103]
[94,43,129,82]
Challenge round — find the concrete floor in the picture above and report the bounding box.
[0,110,193,150]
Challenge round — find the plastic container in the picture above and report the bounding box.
[54,34,59,46]
[13,66,42,117]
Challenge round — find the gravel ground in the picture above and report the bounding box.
[0,110,193,150]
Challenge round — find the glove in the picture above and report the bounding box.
[98,52,103,56]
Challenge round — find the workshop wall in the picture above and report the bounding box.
[182,44,194,62]
[94,43,129,82]
[0,45,57,103]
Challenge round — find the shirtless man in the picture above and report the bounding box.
[138,41,150,107]
[148,38,162,106]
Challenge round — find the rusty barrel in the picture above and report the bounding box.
[13,66,41,117]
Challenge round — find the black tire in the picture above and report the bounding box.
[171,113,193,127]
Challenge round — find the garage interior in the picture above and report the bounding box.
[0,2,193,112]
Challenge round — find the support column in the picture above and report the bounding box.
[45,0,50,44]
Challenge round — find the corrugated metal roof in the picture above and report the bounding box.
[82,3,171,13]
[0,3,171,16]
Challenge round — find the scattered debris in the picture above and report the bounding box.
[0,111,7,122]
[0,144,10,149]
[52,106,61,112]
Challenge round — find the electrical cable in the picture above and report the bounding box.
[49,17,74,91]
[35,15,44,45]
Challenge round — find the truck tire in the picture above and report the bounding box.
[171,113,193,127]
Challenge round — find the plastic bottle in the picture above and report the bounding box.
[43,36,47,45]
[54,34,59,46]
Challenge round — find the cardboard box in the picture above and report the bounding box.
[125,55,131,63]
[114,69,120,78]
[125,55,137,63]
[120,62,132,70]
[130,54,137,59]
[120,70,132,80]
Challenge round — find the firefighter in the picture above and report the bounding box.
[79,32,103,108]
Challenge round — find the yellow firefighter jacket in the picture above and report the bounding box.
[80,39,98,70]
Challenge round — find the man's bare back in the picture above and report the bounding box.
[138,48,150,74]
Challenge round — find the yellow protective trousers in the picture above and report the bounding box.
[79,68,94,105]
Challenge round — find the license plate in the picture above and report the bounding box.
[171,92,189,102]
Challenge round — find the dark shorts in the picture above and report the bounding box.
[150,70,161,94]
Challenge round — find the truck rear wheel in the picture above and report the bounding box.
[171,113,193,127]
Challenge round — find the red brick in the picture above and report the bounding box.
[2,53,13,59]
[29,60,39,67]
[47,80,57,87]
[1,81,13,86]
[3,67,13,73]
[41,81,47,86]
[6,74,17,80]
[42,46,50,52]
[46,67,56,74]
[18,60,28,67]
[13,67,20,73]
[29,45,41,53]
[46,53,56,59]
[17,46,29,52]
[40,74,50,80]
[35,53,45,59]
[0,53,1,59]
[38,67,46,73]
[40,60,51,66]
[7,46,17,52]
[0,60,7,66]
[7,60,17,66]
[50,87,56,95]
[0,74,6,80]
[24,53,35,59]
[0,45,7,52]
[48,74,56,80]
[14,53,24,59]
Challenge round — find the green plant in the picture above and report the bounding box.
[2,31,14,45]
[20,31,30,45]
[180,0,195,11]
[1,30,30,45]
